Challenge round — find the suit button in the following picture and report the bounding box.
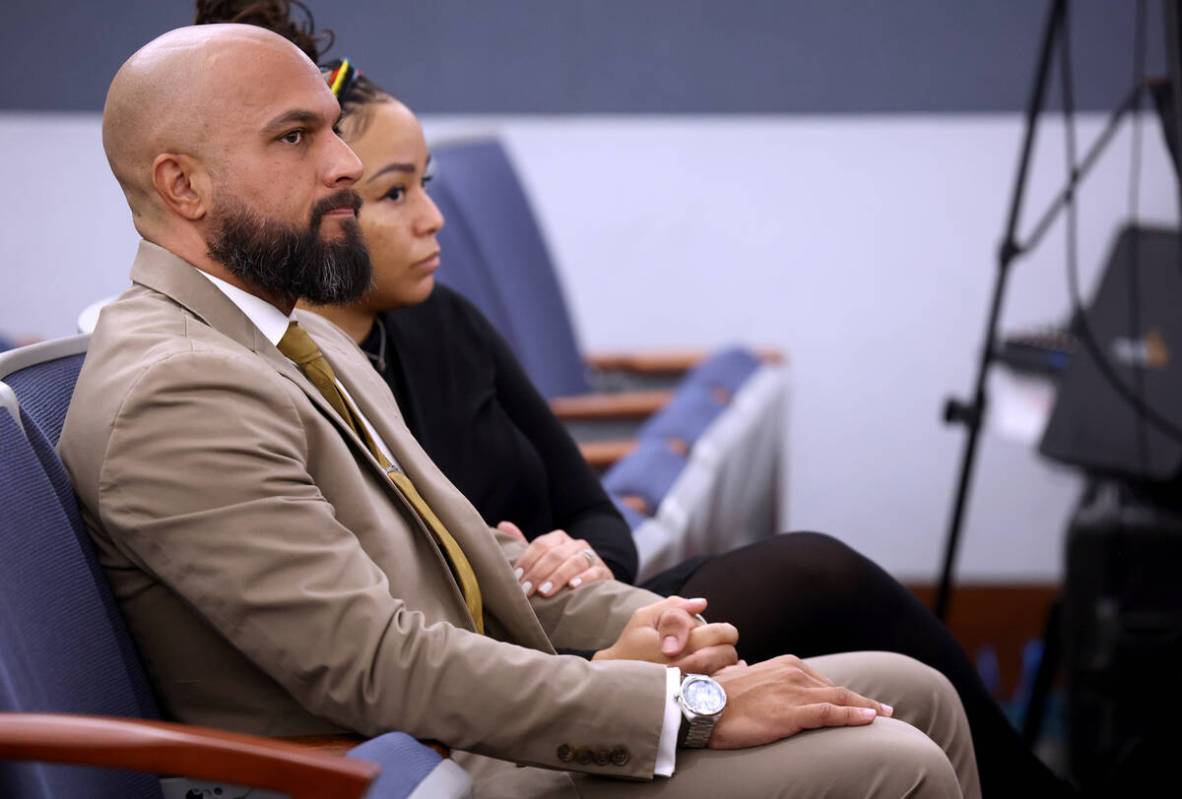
[557,744,574,762]
[593,748,610,766]
[610,746,631,766]
[576,747,594,765]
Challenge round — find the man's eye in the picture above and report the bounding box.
[385,187,406,201]
[281,130,304,145]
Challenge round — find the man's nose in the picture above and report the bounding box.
[325,135,364,187]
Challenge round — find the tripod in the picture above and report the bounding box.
[935,0,1154,621]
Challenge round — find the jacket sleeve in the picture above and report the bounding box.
[95,350,668,778]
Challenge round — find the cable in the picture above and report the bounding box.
[1059,0,1182,451]
[1127,0,1150,473]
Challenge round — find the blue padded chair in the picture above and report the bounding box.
[682,347,761,396]
[429,170,517,341]
[0,336,91,543]
[432,139,592,399]
[636,348,762,448]
[601,440,690,518]
[0,334,89,447]
[0,409,163,798]
[635,382,728,451]
[0,340,472,799]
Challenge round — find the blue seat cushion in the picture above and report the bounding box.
[347,732,443,798]
[602,440,688,514]
[683,347,761,394]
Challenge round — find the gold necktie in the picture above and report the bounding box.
[278,321,484,633]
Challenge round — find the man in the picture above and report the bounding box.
[61,24,979,797]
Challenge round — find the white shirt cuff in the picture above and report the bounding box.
[654,667,681,777]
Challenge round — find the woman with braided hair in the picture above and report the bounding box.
[193,3,1077,795]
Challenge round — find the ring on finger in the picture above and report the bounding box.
[580,548,596,567]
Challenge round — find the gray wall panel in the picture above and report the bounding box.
[1,1,1170,113]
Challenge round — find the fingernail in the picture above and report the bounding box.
[539,581,553,595]
[881,704,893,717]
[521,581,533,596]
[860,708,876,719]
[661,635,679,654]
[570,577,582,588]
[513,567,524,580]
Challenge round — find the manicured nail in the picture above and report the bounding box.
[521,581,533,596]
[661,635,679,655]
[513,567,524,580]
[881,704,893,717]
[570,577,582,588]
[539,581,553,595]
[859,708,876,719]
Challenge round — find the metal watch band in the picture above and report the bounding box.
[681,714,716,748]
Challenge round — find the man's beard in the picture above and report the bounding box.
[206,189,373,305]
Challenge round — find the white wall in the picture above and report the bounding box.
[1,111,1176,581]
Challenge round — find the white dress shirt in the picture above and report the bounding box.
[201,270,681,776]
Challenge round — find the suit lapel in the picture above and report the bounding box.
[129,242,392,489]
[308,314,555,652]
[129,242,551,649]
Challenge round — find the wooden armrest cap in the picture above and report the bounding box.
[579,439,637,469]
[0,714,376,799]
[551,390,672,420]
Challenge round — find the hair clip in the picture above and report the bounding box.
[325,58,356,99]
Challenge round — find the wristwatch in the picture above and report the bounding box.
[676,673,727,748]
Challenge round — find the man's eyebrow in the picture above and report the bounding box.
[262,109,327,134]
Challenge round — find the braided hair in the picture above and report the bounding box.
[194,0,394,135]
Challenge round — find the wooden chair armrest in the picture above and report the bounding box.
[550,390,672,421]
[0,713,376,799]
[585,349,709,374]
[585,347,785,375]
[286,733,450,759]
[579,439,637,469]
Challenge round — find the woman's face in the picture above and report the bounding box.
[346,100,443,310]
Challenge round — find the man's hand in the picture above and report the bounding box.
[593,596,739,675]
[708,656,894,749]
[503,523,614,597]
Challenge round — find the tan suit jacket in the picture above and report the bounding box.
[60,241,668,783]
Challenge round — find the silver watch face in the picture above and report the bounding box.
[682,676,726,715]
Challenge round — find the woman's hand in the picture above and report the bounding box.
[501,522,614,597]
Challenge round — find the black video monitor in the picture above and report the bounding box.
[1040,227,1182,481]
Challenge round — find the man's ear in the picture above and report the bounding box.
[151,153,211,221]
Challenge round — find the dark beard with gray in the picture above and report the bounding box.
[206,189,373,305]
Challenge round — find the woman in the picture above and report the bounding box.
[196,4,1075,795]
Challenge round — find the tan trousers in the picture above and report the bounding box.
[460,651,981,799]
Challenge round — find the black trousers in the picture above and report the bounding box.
[643,531,1075,798]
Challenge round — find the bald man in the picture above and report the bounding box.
[60,25,980,798]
